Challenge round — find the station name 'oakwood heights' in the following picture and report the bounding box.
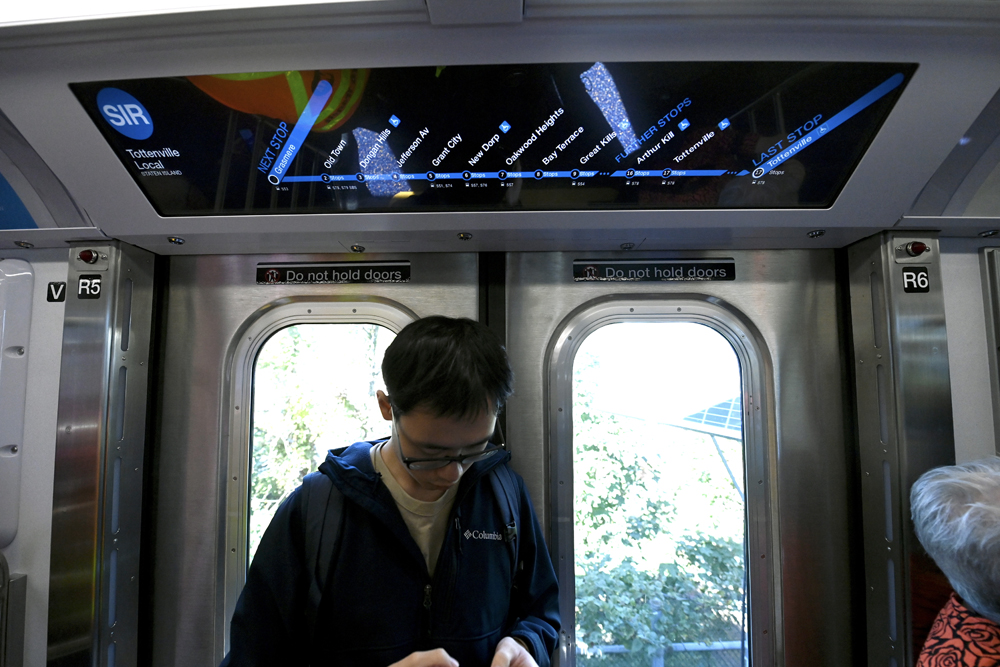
[504,108,566,166]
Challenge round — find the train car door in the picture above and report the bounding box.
[148,252,478,666]
[505,250,855,667]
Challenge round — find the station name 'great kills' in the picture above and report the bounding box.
[506,108,564,166]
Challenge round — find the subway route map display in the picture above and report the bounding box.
[71,62,916,216]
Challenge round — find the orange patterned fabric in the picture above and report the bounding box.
[917,594,1000,667]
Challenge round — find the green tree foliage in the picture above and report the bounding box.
[248,324,393,562]
[573,351,746,665]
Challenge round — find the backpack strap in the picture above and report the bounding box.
[301,470,344,644]
[488,463,521,576]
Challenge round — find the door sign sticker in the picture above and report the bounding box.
[47,282,67,302]
[256,261,410,285]
[78,275,103,299]
[902,266,929,293]
[573,259,735,282]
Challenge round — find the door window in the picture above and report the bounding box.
[249,323,395,562]
[573,322,747,667]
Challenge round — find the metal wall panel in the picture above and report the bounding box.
[847,232,955,667]
[0,250,68,667]
[0,259,33,550]
[151,253,478,667]
[47,243,155,667]
[505,250,855,667]
[980,246,1000,456]
[937,242,995,462]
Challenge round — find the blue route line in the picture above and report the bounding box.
[286,170,604,183]
[611,169,729,177]
[755,72,904,175]
[267,80,334,185]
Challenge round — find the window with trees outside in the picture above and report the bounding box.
[573,322,747,667]
[248,323,396,564]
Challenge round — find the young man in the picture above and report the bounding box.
[222,316,560,667]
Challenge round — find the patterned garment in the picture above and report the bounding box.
[917,593,1000,667]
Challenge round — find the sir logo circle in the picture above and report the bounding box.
[97,88,154,140]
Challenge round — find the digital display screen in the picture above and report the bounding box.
[71,62,916,216]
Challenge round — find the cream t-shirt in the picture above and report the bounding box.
[372,442,458,577]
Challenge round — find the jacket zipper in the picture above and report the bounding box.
[423,583,433,640]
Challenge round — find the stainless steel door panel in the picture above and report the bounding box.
[152,253,477,667]
[506,250,853,667]
[48,243,155,667]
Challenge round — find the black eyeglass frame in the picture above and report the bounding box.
[397,420,506,471]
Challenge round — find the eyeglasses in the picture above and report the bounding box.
[396,420,506,471]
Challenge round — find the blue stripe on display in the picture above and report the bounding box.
[267,80,334,185]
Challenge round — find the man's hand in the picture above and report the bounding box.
[490,637,538,667]
[389,649,459,667]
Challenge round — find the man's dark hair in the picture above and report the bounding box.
[382,316,513,419]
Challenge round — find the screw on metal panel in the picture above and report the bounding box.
[807,229,826,238]
[16,347,24,355]
[457,233,473,241]
[350,244,365,253]
[10,446,17,454]
[620,242,635,250]
[101,254,108,260]
[14,241,33,249]
[167,237,185,245]
[980,230,999,238]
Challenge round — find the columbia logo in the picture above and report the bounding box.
[464,529,503,541]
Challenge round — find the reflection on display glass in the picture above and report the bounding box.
[71,62,916,216]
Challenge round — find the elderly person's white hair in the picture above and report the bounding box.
[910,456,1000,624]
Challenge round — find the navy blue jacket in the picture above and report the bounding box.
[223,442,560,667]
